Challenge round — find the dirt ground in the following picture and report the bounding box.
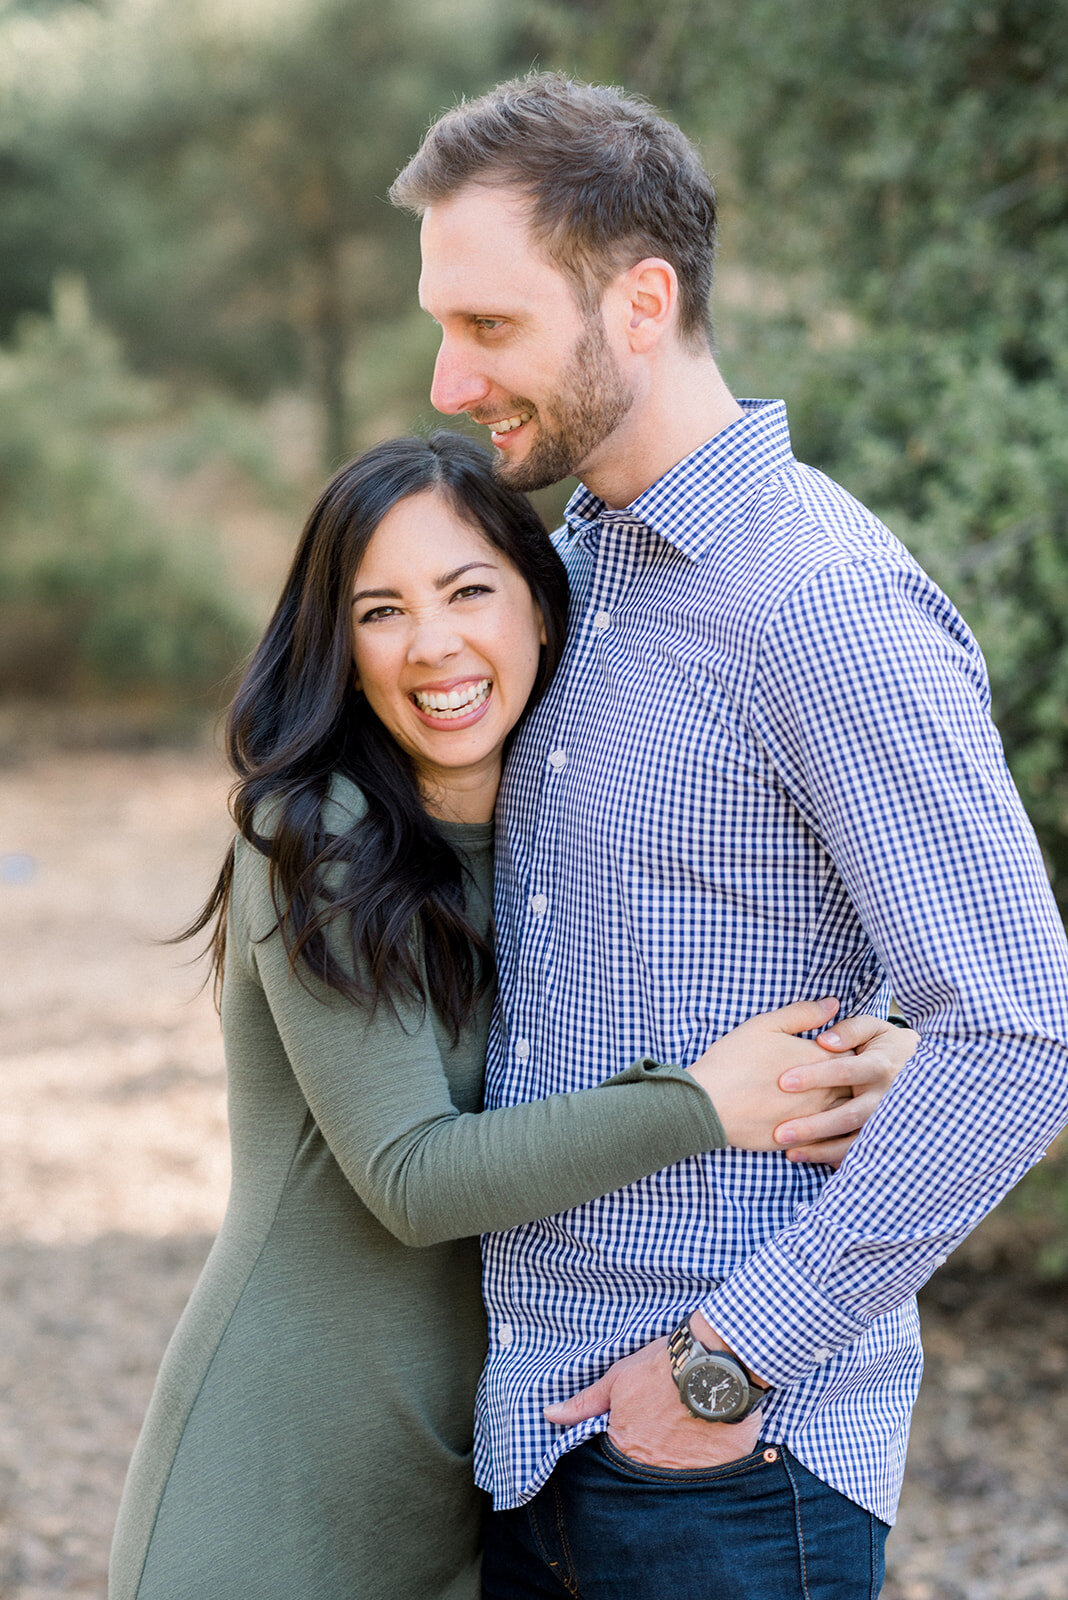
[1,743,1065,1599]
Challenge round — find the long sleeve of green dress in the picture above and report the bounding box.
[246,865,725,1247]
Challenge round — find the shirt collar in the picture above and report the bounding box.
[564,398,795,560]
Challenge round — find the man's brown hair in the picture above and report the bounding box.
[390,72,717,350]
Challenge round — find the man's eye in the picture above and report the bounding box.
[473,318,504,331]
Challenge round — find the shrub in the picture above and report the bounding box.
[0,280,251,711]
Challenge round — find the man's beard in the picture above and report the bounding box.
[491,315,633,493]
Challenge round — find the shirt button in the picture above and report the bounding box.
[592,610,612,632]
[529,893,548,916]
[811,1347,833,1364]
[514,1038,530,1062]
[498,1322,514,1347]
[547,749,567,771]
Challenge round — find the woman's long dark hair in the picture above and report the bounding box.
[188,432,569,1037]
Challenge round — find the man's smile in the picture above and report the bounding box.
[484,410,533,434]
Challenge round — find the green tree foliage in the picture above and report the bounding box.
[0,277,249,706]
[0,0,504,465]
[514,0,718,108]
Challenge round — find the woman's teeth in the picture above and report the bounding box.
[412,679,491,719]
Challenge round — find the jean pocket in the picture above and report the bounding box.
[596,1433,781,1486]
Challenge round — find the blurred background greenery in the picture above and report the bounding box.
[1,0,1066,1260]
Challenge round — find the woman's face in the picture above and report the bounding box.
[350,489,546,821]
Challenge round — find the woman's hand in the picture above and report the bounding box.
[775,1012,919,1167]
[687,1000,918,1168]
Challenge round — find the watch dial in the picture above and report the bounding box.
[683,1361,747,1420]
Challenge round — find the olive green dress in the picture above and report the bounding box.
[109,778,724,1600]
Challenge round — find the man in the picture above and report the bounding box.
[390,74,1068,1597]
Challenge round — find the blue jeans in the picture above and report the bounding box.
[481,1436,888,1599]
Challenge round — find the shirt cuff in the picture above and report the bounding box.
[697,1237,870,1387]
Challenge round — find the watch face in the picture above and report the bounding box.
[682,1358,748,1421]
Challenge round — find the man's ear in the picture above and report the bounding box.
[616,258,678,353]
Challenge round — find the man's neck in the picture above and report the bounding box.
[579,352,745,510]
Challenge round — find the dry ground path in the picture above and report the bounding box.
[0,745,1064,1599]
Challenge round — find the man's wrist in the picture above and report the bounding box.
[689,1310,770,1390]
[667,1315,773,1423]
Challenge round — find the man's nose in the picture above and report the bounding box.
[430,338,491,416]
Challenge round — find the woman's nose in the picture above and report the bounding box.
[407,615,463,666]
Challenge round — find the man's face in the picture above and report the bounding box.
[418,186,634,492]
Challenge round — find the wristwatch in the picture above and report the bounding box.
[667,1318,772,1424]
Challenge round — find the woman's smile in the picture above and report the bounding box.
[410,676,493,724]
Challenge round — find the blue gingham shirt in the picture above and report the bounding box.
[476,399,1068,1525]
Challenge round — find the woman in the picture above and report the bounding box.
[109,433,913,1600]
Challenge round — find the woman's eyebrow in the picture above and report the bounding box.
[435,561,497,589]
[351,561,497,606]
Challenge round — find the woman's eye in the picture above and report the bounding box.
[452,585,492,601]
[358,605,400,623]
